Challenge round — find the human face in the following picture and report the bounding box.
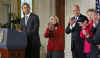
[79,21,88,28]
[91,12,98,20]
[50,18,57,24]
[72,6,80,16]
[83,21,89,27]
[22,5,30,15]
[87,12,93,20]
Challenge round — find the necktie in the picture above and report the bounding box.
[75,17,78,22]
[25,16,28,25]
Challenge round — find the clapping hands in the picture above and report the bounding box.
[82,30,90,38]
[48,22,54,31]
[69,19,75,25]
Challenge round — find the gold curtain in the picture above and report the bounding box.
[17,0,21,17]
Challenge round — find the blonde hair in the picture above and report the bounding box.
[49,16,59,23]
[87,9,97,13]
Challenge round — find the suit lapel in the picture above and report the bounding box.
[96,19,100,29]
[71,17,76,22]
[27,13,32,26]
[22,17,25,26]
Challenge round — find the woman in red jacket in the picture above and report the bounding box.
[44,16,64,58]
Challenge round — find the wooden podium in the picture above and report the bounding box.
[0,49,25,58]
[0,28,27,58]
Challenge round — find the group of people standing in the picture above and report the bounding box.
[66,5,100,58]
[19,2,100,58]
[43,4,100,58]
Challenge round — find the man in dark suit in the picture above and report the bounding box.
[92,19,100,58]
[66,5,87,58]
[19,3,41,58]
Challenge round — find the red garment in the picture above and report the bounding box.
[80,20,94,53]
[88,20,94,37]
[44,25,64,51]
[80,27,92,53]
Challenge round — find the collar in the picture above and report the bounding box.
[75,14,81,18]
[25,12,31,17]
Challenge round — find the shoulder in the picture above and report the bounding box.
[71,16,75,19]
[20,17,25,21]
[79,14,87,18]
[78,14,88,21]
[30,13,39,17]
[21,17,24,19]
[58,25,64,29]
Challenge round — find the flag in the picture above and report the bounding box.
[96,0,100,15]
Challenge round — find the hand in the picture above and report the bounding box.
[69,19,75,25]
[96,45,100,49]
[93,17,99,25]
[48,22,54,31]
[82,30,89,37]
[93,19,97,24]
[18,29,23,32]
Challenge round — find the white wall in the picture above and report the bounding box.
[0,4,9,24]
[80,0,96,15]
[0,0,18,24]
[0,0,11,24]
[33,0,55,58]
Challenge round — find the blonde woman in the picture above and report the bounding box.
[44,16,64,58]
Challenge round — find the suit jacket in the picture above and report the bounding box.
[66,14,88,40]
[90,19,100,45]
[20,13,41,47]
[44,25,64,51]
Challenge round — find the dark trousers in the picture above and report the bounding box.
[25,46,40,58]
[47,51,64,58]
[72,50,86,58]
[96,47,100,58]
[25,35,40,58]
[85,53,97,58]
[71,40,85,58]
[25,37,40,58]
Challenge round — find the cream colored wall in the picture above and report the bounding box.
[80,0,96,15]
[0,0,10,24]
[33,0,55,58]
[65,0,95,58]
[10,0,17,15]
[0,0,18,24]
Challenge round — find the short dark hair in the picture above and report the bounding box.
[78,17,89,23]
[87,9,97,13]
[22,2,30,9]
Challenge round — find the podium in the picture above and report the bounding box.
[0,28,27,58]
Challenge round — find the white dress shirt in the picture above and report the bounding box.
[25,13,31,25]
[70,16,79,29]
[93,20,99,28]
